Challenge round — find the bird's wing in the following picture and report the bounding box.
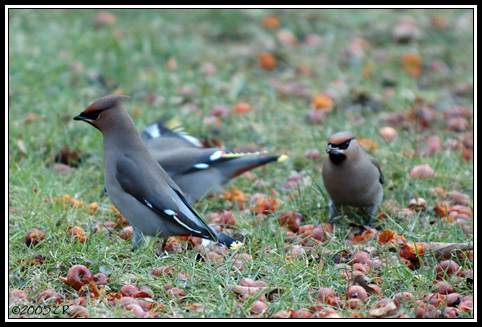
[114,154,215,239]
[370,157,384,185]
[141,116,203,148]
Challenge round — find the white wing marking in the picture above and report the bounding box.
[144,123,161,138]
[193,163,209,169]
[209,150,225,161]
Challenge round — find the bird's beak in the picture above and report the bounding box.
[325,144,335,153]
[73,113,87,122]
[73,113,100,131]
[326,144,344,154]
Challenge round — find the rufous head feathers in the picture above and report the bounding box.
[74,95,130,131]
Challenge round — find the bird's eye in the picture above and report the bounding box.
[338,139,351,150]
[81,110,102,120]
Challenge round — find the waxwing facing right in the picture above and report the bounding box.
[141,117,288,203]
[322,131,384,226]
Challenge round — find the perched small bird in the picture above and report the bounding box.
[141,117,288,203]
[73,95,242,250]
[322,131,384,226]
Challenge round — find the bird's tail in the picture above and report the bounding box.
[216,153,288,179]
[214,231,243,250]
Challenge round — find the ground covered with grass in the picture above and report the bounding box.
[8,8,473,319]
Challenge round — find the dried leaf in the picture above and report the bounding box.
[378,229,400,245]
[251,197,280,215]
[433,201,451,217]
[398,241,429,261]
[358,137,380,151]
[367,299,403,318]
[348,224,379,244]
[258,52,277,70]
[424,242,473,260]
[401,53,423,77]
[407,198,427,211]
[233,102,252,115]
[223,186,247,203]
[312,94,334,109]
[261,15,280,29]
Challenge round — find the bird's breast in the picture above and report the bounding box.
[322,161,383,206]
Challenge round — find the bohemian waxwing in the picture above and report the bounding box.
[73,95,242,250]
[322,131,384,226]
[140,117,288,203]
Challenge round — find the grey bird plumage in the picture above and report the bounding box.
[140,117,288,203]
[322,131,384,226]
[73,95,242,250]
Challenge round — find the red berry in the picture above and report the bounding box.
[25,228,45,247]
[120,284,139,297]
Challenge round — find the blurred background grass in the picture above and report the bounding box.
[9,8,473,213]
[8,8,473,318]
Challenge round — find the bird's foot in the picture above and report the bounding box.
[131,228,145,251]
[365,204,378,227]
[327,201,340,225]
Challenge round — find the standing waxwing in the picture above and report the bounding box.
[322,131,384,226]
[140,117,288,203]
[73,95,242,250]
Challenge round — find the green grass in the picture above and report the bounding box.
[8,8,473,318]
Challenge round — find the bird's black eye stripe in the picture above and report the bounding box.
[339,140,350,150]
[331,138,354,150]
[80,110,102,120]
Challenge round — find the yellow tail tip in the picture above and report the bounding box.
[165,116,184,131]
[277,154,289,162]
[229,240,243,250]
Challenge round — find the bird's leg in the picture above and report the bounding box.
[328,201,340,224]
[131,227,145,251]
[161,238,168,251]
[366,204,378,227]
[100,186,108,198]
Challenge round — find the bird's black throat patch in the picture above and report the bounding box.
[328,152,347,165]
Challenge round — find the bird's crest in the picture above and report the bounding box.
[85,95,130,113]
[328,131,357,145]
